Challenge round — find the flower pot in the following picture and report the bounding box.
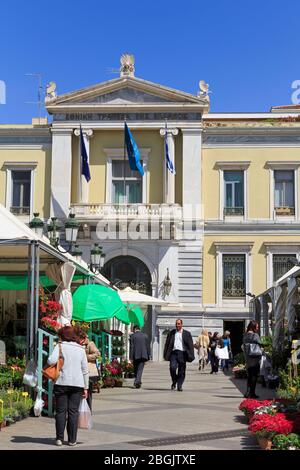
[257,437,273,450]
[0,421,6,429]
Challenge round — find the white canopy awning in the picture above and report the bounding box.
[118,287,168,306]
[0,204,110,285]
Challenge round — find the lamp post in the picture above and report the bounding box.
[163,268,172,297]
[47,217,62,248]
[89,243,105,274]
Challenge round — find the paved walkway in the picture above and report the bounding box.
[0,362,274,450]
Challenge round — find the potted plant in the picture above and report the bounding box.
[239,399,273,422]
[249,412,293,449]
[272,433,300,450]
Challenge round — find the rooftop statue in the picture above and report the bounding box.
[120,54,135,78]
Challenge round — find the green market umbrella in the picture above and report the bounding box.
[114,306,131,325]
[72,284,127,322]
[128,304,144,328]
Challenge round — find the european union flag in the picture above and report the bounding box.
[80,125,91,182]
[124,122,144,176]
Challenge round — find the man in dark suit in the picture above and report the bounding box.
[129,325,150,389]
[163,319,195,391]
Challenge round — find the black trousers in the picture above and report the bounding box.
[247,364,260,397]
[211,352,219,373]
[54,385,83,443]
[170,350,186,388]
[133,359,146,386]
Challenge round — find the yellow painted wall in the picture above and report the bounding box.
[72,130,183,204]
[202,147,300,219]
[0,147,51,218]
[203,234,300,305]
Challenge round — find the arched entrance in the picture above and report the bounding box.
[103,256,153,340]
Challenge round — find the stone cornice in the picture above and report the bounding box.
[47,103,205,114]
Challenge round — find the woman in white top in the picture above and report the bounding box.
[47,326,89,447]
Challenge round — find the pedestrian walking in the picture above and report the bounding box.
[47,326,89,447]
[207,331,212,365]
[220,330,231,371]
[129,325,150,389]
[75,327,101,411]
[163,319,195,391]
[243,320,262,398]
[209,332,223,374]
[194,329,210,371]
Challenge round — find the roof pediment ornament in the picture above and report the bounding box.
[120,53,135,78]
[197,80,210,102]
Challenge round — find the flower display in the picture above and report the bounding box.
[249,412,293,438]
[39,288,62,334]
[239,399,273,418]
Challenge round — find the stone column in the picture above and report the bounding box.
[160,127,178,204]
[181,128,203,218]
[74,128,93,203]
[50,129,73,218]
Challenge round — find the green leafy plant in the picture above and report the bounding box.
[272,433,300,450]
[233,353,245,366]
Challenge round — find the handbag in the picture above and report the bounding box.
[42,342,64,382]
[245,342,262,357]
[88,361,100,378]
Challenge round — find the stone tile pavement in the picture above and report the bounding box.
[0,361,275,450]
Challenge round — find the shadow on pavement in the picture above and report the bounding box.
[10,436,67,446]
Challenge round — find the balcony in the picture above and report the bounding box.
[71,203,183,221]
[275,206,295,216]
[224,206,244,216]
[10,206,30,216]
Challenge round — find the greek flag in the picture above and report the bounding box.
[164,123,175,174]
[80,125,91,182]
[124,122,144,176]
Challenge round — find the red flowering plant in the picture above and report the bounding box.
[249,412,293,439]
[39,287,62,334]
[101,359,123,388]
[239,399,273,420]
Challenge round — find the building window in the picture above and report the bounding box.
[274,170,295,216]
[223,254,246,298]
[224,170,244,216]
[111,161,142,204]
[273,254,295,282]
[10,170,31,215]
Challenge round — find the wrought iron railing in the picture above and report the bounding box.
[10,206,30,215]
[224,206,244,216]
[275,206,295,216]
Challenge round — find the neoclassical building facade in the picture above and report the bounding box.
[1,56,300,358]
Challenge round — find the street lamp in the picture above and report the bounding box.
[163,268,172,296]
[89,243,105,274]
[29,213,44,238]
[71,244,83,262]
[29,212,80,253]
[47,217,62,248]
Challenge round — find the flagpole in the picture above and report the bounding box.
[124,117,127,204]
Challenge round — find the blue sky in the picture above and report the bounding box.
[0,0,299,123]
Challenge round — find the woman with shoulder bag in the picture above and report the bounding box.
[194,329,210,371]
[47,326,89,447]
[242,320,262,399]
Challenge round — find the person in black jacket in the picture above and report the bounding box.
[163,319,195,391]
[129,325,150,389]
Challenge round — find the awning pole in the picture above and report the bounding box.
[34,243,40,362]
[26,241,36,362]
